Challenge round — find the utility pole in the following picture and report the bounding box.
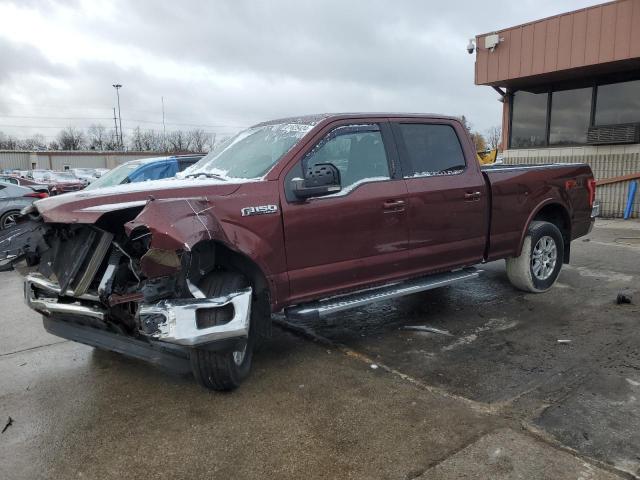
[112,107,119,148]
[161,96,167,152]
[112,84,123,149]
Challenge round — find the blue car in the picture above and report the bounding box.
[85,154,204,191]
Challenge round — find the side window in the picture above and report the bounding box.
[129,163,176,182]
[397,124,466,178]
[0,185,6,198]
[178,159,197,172]
[304,126,390,191]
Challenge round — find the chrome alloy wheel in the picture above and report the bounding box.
[531,235,557,280]
[2,213,19,229]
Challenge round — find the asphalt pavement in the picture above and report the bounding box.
[1,219,638,479]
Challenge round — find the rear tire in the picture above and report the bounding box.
[190,272,254,391]
[506,221,564,293]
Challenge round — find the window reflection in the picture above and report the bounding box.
[549,88,592,145]
[510,91,548,148]
[595,80,640,125]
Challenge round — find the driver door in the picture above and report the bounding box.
[281,122,409,303]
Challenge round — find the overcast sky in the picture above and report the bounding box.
[0,0,601,142]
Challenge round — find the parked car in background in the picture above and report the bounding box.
[0,183,47,229]
[94,168,110,178]
[70,168,98,185]
[0,175,50,194]
[84,154,203,191]
[28,170,85,195]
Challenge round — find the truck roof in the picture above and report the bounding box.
[253,113,461,128]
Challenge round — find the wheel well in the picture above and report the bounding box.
[532,203,571,263]
[190,240,272,337]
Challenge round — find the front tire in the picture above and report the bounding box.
[190,272,254,391]
[506,221,564,293]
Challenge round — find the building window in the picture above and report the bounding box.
[510,91,548,148]
[549,87,592,145]
[595,80,640,126]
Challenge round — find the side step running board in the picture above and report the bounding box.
[285,267,481,321]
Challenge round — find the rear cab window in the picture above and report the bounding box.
[393,123,466,178]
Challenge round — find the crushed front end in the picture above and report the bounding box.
[2,201,252,362]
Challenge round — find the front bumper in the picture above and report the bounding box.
[138,288,252,346]
[24,273,252,347]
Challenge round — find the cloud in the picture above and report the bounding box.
[0,0,604,140]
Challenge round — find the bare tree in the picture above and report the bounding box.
[485,126,502,151]
[187,129,211,153]
[19,134,47,150]
[458,116,489,152]
[204,132,216,152]
[57,127,86,150]
[87,124,110,150]
[128,127,163,151]
[471,132,487,152]
[141,129,163,151]
[459,115,472,132]
[166,130,189,152]
[130,126,145,151]
[0,132,19,150]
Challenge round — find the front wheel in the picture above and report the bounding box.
[189,271,254,391]
[0,210,20,230]
[506,221,564,293]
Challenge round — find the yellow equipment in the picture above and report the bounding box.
[477,149,498,165]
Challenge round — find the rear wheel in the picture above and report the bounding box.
[506,221,564,293]
[0,210,20,230]
[190,271,254,391]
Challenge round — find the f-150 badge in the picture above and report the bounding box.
[241,205,278,217]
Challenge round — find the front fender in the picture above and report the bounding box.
[123,197,283,283]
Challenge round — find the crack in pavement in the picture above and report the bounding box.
[0,339,69,357]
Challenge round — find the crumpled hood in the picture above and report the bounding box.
[34,178,246,224]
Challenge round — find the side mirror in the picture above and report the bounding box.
[292,163,341,199]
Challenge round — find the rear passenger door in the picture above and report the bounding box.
[391,120,487,275]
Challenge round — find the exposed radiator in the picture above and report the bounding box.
[51,227,113,296]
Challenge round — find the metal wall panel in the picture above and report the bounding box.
[476,0,640,86]
[0,151,164,172]
[0,151,32,170]
[503,145,640,218]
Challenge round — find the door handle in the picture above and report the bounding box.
[383,199,406,212]
[464,191,481,201]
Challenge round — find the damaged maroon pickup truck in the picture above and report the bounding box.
[0,114,599,390]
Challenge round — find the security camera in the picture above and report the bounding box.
[467,39,476,54]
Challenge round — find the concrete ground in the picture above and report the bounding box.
[0,219,638,479]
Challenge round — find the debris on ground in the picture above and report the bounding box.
[557,339,572,344]
[616,293,633,305]
[402,325,453,336]
[370,364,379,370]
[2,416,13,433]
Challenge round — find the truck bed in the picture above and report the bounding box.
[481,162,594,261]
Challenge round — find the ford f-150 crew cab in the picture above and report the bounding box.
[0,114,598,390]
